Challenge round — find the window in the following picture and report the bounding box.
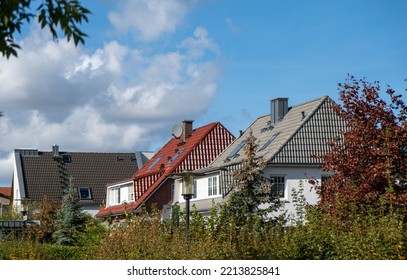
[227,141,246,159]
[128,185,134,202]
[260,133,280,151]
[208,177,218,196]
[147,155,163,170]
[167,149,185,165]
[62,154,72,163]
[171,183,175,202]
[109,188,120,206]
[78,187,92,200]
[193,180,197,199]
[270,176,285,198]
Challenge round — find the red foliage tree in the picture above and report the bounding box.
[318,76,407,218]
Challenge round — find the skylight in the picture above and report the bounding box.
[78,187,92,200]
[259,133,280,151]
[167,149,185,165]
[147,155,163,170]
[227,140,246,159]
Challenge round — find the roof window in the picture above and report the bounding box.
[147,155,163,170]
[78,187,92,200]
[227,140,246,159]
[167,149,185,165]
[62,154,71,163]
[259,133,280,151]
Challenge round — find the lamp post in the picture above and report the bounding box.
[181,171,194,242]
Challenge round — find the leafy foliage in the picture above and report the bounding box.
[0,0,90,58]
[25,196,59,243]
[318,76,407,220]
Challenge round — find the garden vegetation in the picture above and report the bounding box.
[1,76,406,259]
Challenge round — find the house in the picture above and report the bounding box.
[11,146,152,216]
[0,187,11,215]
[172,96,346,219]
[96,120,235,218]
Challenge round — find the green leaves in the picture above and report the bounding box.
[1,0,90,58]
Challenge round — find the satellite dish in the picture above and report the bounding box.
[171,124,183,138]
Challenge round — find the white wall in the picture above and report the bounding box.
[173,166,332,220]
[262,166,331,222]
[174,173,222,204]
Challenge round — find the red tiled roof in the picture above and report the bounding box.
[96,122,235,217]
[0,187,11,198]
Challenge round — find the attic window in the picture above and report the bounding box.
[259,133,280,151]
[167,148,185,165]
[227,141,246,159]
[147,155,163,170]
[78,187,92,200]
[62,155,71,163]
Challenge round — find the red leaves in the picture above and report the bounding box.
[319,76,407,218]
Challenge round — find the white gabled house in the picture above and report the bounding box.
[173,96,346,220]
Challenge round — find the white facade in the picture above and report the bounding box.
[173,166,333,219]
[173,172,223,215]
[106,180,135,207]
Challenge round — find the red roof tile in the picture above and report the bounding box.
[96,122,235,217]
[0,187,11,198]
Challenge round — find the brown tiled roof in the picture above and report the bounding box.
[18,151,138,206]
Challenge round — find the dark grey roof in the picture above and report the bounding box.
[17,151,138,206]
[208,96,345,168]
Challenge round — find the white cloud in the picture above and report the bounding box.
[0,152,14,187]
[108,0,197,41]
[0,23,222,186]
[179,27,220,58]
[226,17,241,34]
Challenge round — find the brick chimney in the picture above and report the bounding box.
[183,120,194,141]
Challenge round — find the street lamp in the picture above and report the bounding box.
[181,171,194,241]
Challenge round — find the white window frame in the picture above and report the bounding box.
[193,180,197,199]
[109,188,120,206]
[128,185,134,202]
[208,176,218,197]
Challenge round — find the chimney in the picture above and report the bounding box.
[183,120,194,141]
[270,98,288,126]
[52,144,59,157]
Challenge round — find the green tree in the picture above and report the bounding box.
[224,130,282,227]
[52,177,85,245]
[1,0,90,58]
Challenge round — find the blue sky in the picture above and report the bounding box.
[0,0,406,186]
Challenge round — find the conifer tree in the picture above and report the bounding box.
[224,130,282,227]
[53,177,85,245]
